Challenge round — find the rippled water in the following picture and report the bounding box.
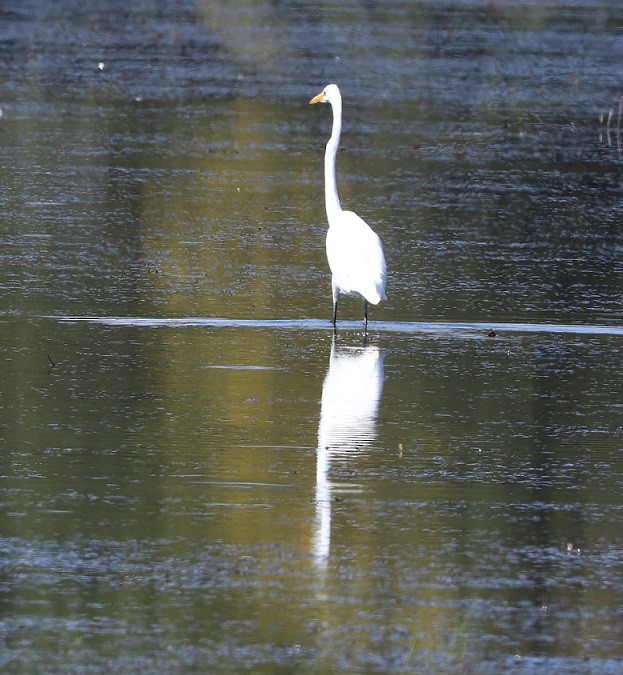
[1,1,623,672]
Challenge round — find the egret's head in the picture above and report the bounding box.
[309,83,341,106]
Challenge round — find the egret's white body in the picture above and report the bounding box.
[309,84,386,331]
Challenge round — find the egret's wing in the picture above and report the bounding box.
[326,211,386,303]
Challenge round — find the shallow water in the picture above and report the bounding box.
[1,1,623,672]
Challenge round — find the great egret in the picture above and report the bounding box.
[309,84,387,332]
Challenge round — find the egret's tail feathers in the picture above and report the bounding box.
[365,290,385,305]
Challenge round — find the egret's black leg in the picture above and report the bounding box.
[332,300,338,329]
[363,300,369,333]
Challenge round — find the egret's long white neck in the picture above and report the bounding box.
[324,96,343,220]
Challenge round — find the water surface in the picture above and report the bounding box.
[1,0,623,671]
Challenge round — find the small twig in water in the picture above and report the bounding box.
[47,354,56,368]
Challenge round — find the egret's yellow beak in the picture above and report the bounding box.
[309,91,326,105]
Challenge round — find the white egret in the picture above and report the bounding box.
[309,84,387,331]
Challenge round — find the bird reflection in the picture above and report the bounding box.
[314,341,385,568]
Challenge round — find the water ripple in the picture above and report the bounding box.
[52,315,623,337]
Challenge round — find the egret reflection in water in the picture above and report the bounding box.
[314,341,385,566]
